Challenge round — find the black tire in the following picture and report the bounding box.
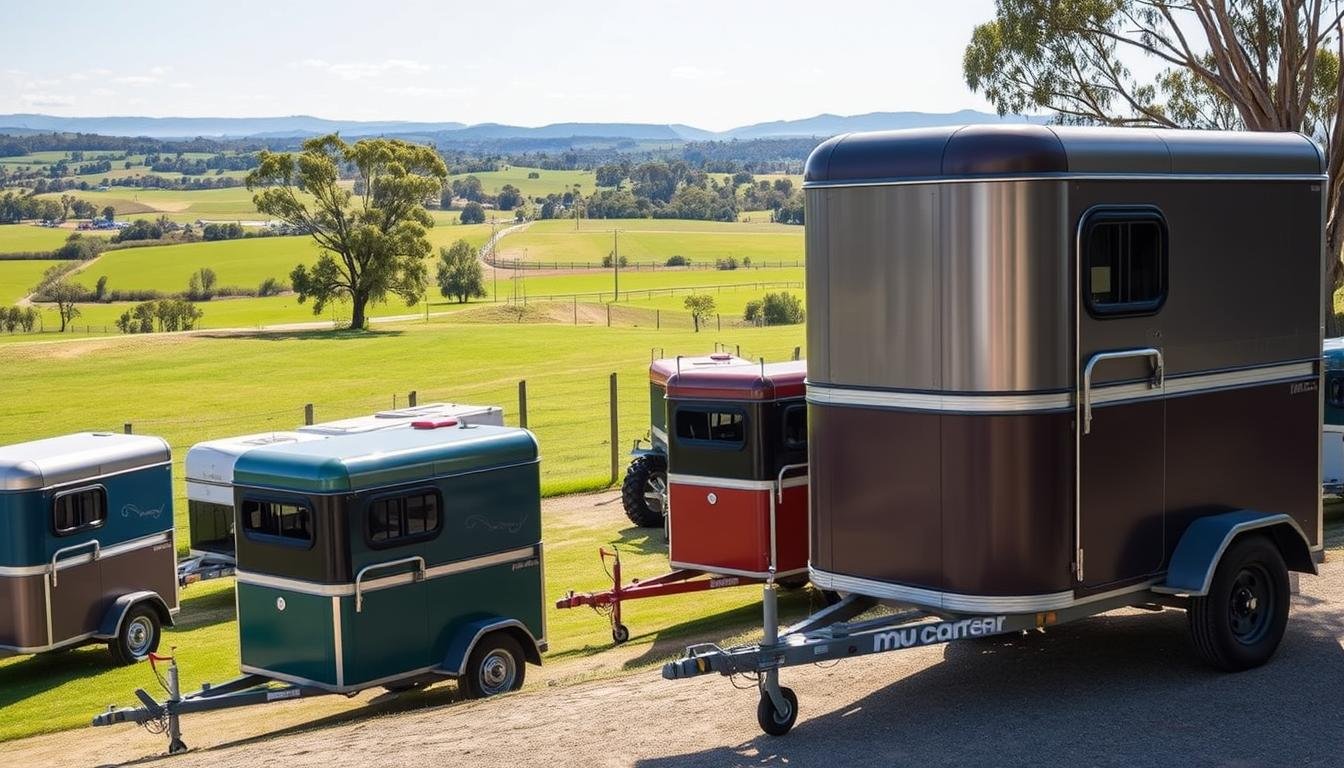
[621,454,667,528]
[463,633,526,699]
[757,686,799,736]
[612,624,630,644]
[108,604,161,666]
[1188,534,1290,672]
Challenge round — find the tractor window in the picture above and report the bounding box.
[781,404,807,450]
[1083,209,1167,316]
[368,489,441,548]
[241,499,313,546]
[675,407,746,447]
[53,486,106,536]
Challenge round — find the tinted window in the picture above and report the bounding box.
[368,490,441,547]
[53,487,106,535]
[1084,210,1166,316]
[1328,371,1344,409]
[241,499,313,544]
[675,408,745,446]
[782,404,807,449]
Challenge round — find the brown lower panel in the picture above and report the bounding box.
[0,574,48,649]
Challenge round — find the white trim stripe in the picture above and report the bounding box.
[331,595,344,688]
[667,562,808,580]
[236,545,540,597]
[668,473,808,491]
[0,630,98,656]
[810,567,1159,613]
[803,173,1327,190]
[808,361,1316,415]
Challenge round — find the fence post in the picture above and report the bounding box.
[123,422,132,434]
[656,309,660,330]
[574,297,578,325]
[793,346,801,361]
[717,314,721,332]
[736,344,741,357]
[409,390,417,407]
[609,372,619,485]
[304,403,314,426]
[518,380,529,429]
[607,304,611,327]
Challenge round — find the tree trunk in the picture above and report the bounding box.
[1327,229,1344,338]
[692,315,700,332]
[350,292,368,330]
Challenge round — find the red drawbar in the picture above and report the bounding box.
[668,480,808,577]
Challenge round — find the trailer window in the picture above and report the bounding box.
[368,490,441,547]
[1083,209,1167,316]
[241,499,313,545]
[781,404,807,449]
[675,408,746,447]
[53,487,106,535]
[1327,371,1344,409]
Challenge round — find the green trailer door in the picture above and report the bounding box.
[342,562,430,687]
[237,582,339,687]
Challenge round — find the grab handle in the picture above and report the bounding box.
[775,463,808,503]
[50,540,101,587]
[1082,348,1164,435]
[354,556,426,612]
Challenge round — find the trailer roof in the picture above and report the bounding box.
[804,125,1324,186]
[664,360,807,401]
[0,432,171,492]
[232,423,538,493]
[649,354,752,386]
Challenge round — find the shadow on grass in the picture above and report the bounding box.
[0,584,238,712]
[194,328,405,342]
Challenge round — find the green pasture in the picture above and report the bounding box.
[499,219,803,266]
[450,166,594,198]
[0,317,809,741]
[497,266,804,302]
[72,237,318,293]
[0,224,105,254]
[0,259,64,304]
[618,284,808,317]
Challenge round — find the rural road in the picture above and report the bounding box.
[6,513,1343,768]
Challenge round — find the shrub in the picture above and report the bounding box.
[761,292,805,325]
[527,171,540,179]
[743,299,763,323]
[665,254,690,267]
[460,201,486,224]
[258,277,287,297]
[716,256,739,271]
[601,253,630,268]
[742,256,752,268]
[111,219,163,243]
[53,234,108,261]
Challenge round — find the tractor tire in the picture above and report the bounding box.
[621,454,668,528]
[1188,534,1290,672]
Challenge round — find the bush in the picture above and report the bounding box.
[743,299,763,323]
[665,254,690,267]
[116,298,203,334]
[111,219,163,243]
[258,277,287,297]
[742,256,752,268]
[601,253,630,268]
[761,292,805,325]
[716,256,739,270]
[53,234,108,260]
[202,223,245,241]
[527,171,540,179]
[460,201,486,224]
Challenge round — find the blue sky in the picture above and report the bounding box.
[1,0,1000,130]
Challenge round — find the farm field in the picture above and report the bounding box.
[498,218,803,266]
[0,259,63,304]
[618,284,807,317]
[497,265,803,301]
[0,223,111,253]
[72,237,319,293]
[0,317,807,740]
[449,166,594,197]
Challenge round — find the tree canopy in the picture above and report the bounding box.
[246,134,447,329]
[436,239,488,303]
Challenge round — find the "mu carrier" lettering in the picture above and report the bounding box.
[871,616,1006,652]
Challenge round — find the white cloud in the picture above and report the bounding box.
[21,92,73,108]
[90,87,116,97]
[297,57,431,81]
[388,85,472,99]
[669,65,722,81]
[113,75,160,85]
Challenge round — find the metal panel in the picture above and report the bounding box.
[0,433,171,492]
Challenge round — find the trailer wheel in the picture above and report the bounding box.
[757,686,798,736]
[1188,534,1290,672]
[463,633,526,699]
[109,604,161,666]
[621,454,667,528]
[612,624,630,644]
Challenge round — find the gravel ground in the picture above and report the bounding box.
[5,525,1342,768]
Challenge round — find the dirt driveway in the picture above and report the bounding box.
[7,540,1344,767]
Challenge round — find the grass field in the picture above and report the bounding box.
[72,237,318,293]
[498,265,804,302]
[0,224,103,254]
[0,315,808,741]
[450,166,594,197]
[0,259,64,304]
[498,219,803,266]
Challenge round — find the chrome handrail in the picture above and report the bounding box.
[1082,348,1164,435]
[354,556,426,612]
[50,539,101,587]
[775,462,808,503]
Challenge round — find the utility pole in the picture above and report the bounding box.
[490,218,498,302]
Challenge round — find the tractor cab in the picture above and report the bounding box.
[663,360,809,580]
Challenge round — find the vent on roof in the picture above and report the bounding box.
[412,419,458,430]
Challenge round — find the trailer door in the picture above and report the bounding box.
[1074,208,1168,590]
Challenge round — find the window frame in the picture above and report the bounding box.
[1079,206,1169,319]
[52,484,108,537]
[1326,370,1344,410]
[780,402,808,451]
[364,486,444,550]
[238,494,317,550]
[673,405,748,451]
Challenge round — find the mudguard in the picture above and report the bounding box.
[1154,510,1316,596]
[439,617,542,676]
[95,591,174,640]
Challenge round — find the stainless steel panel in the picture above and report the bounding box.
[0,433,171,491]
[821,185,940,390]
[805,189,830,384]
[939,181,1071,391]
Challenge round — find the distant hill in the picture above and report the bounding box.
[0,110,1044,142]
